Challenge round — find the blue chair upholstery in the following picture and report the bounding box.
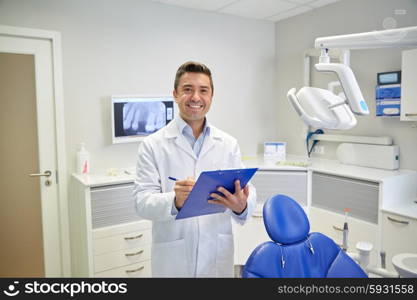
[242,194,367,278]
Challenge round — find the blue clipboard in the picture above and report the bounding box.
[175,168,258,220]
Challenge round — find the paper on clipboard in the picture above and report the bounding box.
[175,168,258,220]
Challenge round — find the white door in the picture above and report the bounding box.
[0,34,63,276]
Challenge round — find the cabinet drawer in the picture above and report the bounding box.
[93,220,151,240]
[94,244,151,272]
[94,260,151,278]
[93,229,151,256]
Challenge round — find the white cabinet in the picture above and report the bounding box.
[234,161,417,273]
[233,216,269,266]
[309,206,379,266]
[310,172,381,266]
[70,175,152,277]
[233,169,308,265]
[401,48,417,121]
[381,212,417,272]
[251,170,308,208]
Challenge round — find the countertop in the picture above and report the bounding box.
[72,155,417,219]
[243,154,416,182]
[73,154,416,185]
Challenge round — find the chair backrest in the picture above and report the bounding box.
[242,194,367,278]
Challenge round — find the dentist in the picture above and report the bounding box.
[134,61,256,277]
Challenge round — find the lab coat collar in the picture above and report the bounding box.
[164,116,223,140]
[164,116,223,160]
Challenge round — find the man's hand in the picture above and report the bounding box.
[174,177,195,210]
[208,180,249,215]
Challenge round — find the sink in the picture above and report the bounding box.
[392,253,417,278]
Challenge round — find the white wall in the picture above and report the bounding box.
[0,0,276,173]
[275,0,417,170]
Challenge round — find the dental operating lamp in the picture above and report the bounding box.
[288,26,417,130]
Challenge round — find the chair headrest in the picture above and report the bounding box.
[262,194,310,244]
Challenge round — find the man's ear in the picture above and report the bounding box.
[173,89,179,103]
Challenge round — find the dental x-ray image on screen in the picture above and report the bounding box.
[111,95,174,144]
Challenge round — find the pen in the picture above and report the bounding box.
[168,176,178,181]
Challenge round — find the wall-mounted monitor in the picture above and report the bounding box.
[111,95,175,144]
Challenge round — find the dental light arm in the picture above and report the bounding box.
[288,26,417,130]
[315,62,369,115]
[315,26,417,49]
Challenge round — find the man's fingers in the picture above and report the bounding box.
[174,185,193,192]
[217,186,233,198]
[208,199,224,206]
[210,192,226,202]
[208,192,226,206]
[234,180,242,194]
[176,179,195,186]
[243,185,249,197]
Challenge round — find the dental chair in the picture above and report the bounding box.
[242,194,367,278]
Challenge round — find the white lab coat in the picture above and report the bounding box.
[134,118,256,277]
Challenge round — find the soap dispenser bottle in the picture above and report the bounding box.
[76,142,90,174]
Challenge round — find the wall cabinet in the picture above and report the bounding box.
[401,48,417,121]
[70,175,152,277]
[381,212,417,272]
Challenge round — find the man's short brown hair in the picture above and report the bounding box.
[174,61,213,92]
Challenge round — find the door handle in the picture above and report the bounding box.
[29,170,52,178]
[387,216,409,225]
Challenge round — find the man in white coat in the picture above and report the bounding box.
[134,61,256,277]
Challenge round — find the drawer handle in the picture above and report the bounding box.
[125,250,144,257]
[405,113,417,117]
[125,266,144,274]
[387,216,409,225]
[332,225,343,232]
[124,233,143,241]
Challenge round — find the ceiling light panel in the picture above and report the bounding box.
[308,0,340,8]
[219,0,297,19]
[152,0,239,11]
[267,5,312,22]
[287,0,315,4]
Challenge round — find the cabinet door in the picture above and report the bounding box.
[310,206,379,267]
[251,170,307,207]
[312,172,379,224]
[234,170,307,266]
[382,212,417,272]
[401,48,417,121]
[233,216,270,265]
[90,183,143,228]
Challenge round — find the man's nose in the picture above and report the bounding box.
[191,90,202,101]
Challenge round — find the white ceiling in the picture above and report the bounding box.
[151,0,341,22]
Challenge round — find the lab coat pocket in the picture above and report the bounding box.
[152,238,188,277]
[216,233,234,277]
